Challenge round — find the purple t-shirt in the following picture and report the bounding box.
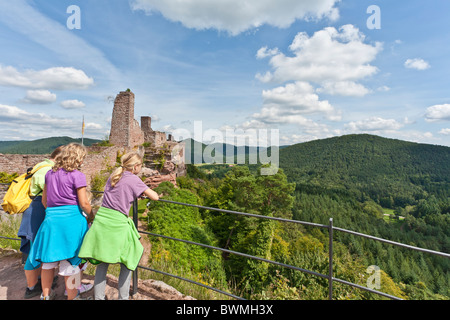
[45,169,87,207]
[102,171,149,216]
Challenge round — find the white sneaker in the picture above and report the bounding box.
[65,283,93,296]
[40,291,56,300]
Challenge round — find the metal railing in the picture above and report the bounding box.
[1,189,449,300]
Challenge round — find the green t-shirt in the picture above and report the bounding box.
[30,159,54,197]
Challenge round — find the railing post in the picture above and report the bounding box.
[132,198,139,296]
[328,218,333,300]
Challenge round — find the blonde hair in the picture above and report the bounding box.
[110,152,143,187]
[52,143,87,172]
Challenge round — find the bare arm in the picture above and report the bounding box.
[41,184,47,209]
[143,188,159,201]
[77,186,92,217]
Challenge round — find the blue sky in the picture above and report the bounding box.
[0,0,449,147]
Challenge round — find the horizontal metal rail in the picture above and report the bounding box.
[332,277,401,300]
[158,199,329,229]
[333,226,450,258]
[0,235,21,241]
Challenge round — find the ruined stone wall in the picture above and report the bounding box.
[145,131,169,148]
[141,116,152,133]
[109,91,144,148]
[0,154,49,174]
[0,147,129,188]
[82,146,123,187]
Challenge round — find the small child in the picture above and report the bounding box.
[79,152,159,300]
[24,143,93,300]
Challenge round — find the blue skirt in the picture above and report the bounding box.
[25,205,88,270]
[17,196,46,254]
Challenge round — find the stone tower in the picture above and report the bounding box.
[109,90,144,147]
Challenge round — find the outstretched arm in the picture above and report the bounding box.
[143,188,159,201]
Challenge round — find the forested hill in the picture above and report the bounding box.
[0,137,101,154]
[279,134,450,208]
[276,134,449,299]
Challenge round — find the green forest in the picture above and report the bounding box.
[139,134,449,300]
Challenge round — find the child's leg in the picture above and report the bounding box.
[118,264,132,300]
[25,268,41,288]
[64,275,79,300]
[23,253,42,288]
[94,263,109,300]
[60,260,80,300]
[41,262,57,297]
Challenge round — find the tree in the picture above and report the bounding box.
[205,165,295,295]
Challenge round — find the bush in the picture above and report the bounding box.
[0,172,18,184]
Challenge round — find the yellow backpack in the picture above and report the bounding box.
[1,164,52,215]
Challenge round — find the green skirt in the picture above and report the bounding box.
[78,206,143,271]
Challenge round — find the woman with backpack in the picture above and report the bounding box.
[18,146,63,299]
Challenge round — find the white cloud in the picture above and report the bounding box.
[425,104,450,122]
[60,100,86,109]
[317,81,371,97]
[0,104,73,127]
[237,120,270,130]
[439,128,450,135]
[0,65,94,90]
[130,0,340,35]
[254,109,328,132]
[84,122,103,130]
[261,81,337,117]
[22,90,57,104]
[256,25,382,94]
[280,132,333,145]
[377,86,390,92]
[0,104,104,138]
[404,58,430,70]
[245,81,341,131]
[345,117,404,132]
[252,106,330,137]
[256,47,280,59]
[246,26,386,135]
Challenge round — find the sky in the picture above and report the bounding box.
[0,0,450,147]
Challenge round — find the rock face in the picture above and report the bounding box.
[143,174,177,189]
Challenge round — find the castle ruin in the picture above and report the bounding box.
[109,90,177,149]
[109,90,144,147]
[109,90,186,181]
